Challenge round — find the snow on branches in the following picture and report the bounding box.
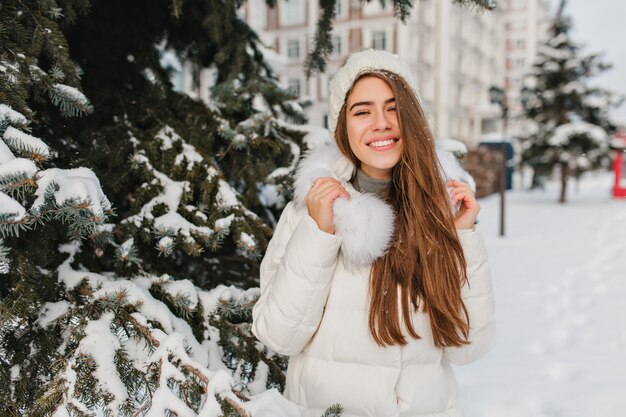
[0,104,28,127]
[0,110,111,244]
[33,241,291,417]
[519,0,620,201]
[121,125,266,261]
[546,121,608,170]
[50,83,94,118]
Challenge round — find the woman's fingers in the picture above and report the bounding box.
[312,177,342,189]
[307,178,349,202]
[306,177,350,234]
[447,180,473,199]
[446,179,480,229]
[307,178,337,198]
[451,188,476,207]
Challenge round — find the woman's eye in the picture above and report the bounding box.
[388,106,397,112]
[354,110,369,116]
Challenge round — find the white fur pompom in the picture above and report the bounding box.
[293,143,347,207]
[333,193,395,266]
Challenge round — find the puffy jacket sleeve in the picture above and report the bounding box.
[443,225,495,365]
[252,201,342,356]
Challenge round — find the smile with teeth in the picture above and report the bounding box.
[368,138,398,148]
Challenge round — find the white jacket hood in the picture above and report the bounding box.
[291,141,472,268]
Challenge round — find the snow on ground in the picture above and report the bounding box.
[456,171,626,417]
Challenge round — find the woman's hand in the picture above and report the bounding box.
[305,177,350,234]
[447,180,480,230]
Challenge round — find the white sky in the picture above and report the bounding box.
[560,0,626,126]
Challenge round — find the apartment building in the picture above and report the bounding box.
[501,0,552,135]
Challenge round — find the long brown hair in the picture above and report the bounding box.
[335,71,470,348]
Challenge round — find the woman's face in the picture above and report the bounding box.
[345,76,402,180]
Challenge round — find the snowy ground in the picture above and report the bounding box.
[456,171,626,417]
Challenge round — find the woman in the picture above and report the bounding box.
[252,50,494,417]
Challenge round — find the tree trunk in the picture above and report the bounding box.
[559,165,568,203]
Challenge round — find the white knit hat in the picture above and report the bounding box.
[327,49,419,139]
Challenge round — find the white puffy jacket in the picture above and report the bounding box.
[252,143,495,417]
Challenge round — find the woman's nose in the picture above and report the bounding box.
[373,110,391,131]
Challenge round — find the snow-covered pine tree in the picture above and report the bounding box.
[1,1,301,415]
[1,0,497,415]
[519,0,623,202]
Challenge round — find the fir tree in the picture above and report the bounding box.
[1,0,302,415]
[520,0,623,202]
[0,0,495,415]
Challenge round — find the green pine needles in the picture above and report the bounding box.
[0,239,10,274]
[49,83,94,118]
[321,404,345,417]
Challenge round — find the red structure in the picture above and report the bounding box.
[613,132,626,198]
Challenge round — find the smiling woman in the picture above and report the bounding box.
[252,50,495,417]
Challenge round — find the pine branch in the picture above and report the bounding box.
[114,238,142,269]
[50,200,108,240]
[49,83,94,118]
[304,0,337,77]
[181,365,251,417]
[2,140,51,163]
[0,172,38,200]
[452,0,496,11]
[170,0,183,18]
[391,0,416,21]
[217,297,254,324]
[0,213,31,238]
[0,238,10,274]
[321,404,345,417]
[0,119,9,136]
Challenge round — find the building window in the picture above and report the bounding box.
[287,39,300,59]
[363,0,387,15]
[372,31,387,51]
[286,0,301,23]
[331,35,342,56]
[507,57,525,69]
[481,118,497,134]
[248,0,267,30]
[507,77,522,88]
[288,78,301,96]
[323,114,329,129]
[280,0,304,26]
[334,0,342,17]
[515,38,525,49]
[512,19,525,30]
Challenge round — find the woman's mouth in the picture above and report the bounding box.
[367,137,400,150]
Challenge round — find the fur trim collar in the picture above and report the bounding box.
[292,142,471,267]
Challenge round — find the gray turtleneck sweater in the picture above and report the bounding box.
[351,169,391,199]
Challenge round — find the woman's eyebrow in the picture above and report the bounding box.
[349,97,396,111]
